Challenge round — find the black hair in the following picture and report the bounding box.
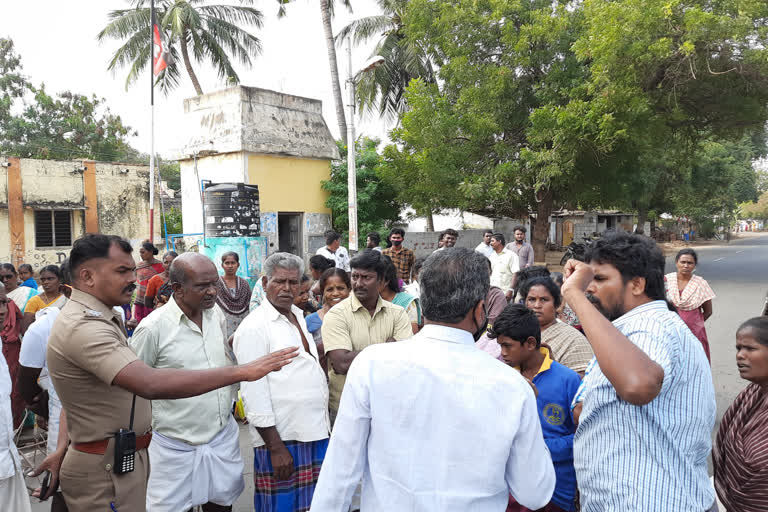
[491,233,506,246]
[382,255,400,293]
[367,232,381,246]
[350,249,389,279]
[738,317,768,347]
[420,248,489,324]
[18,263,33,273]
[319,267,351,293]
[515,266,551,288]
[412,257,427,280]
[520,276,562,308]
[141,241,159,255]
[70,234,133,277]
[388,227,405,239]
[0,264,17,275]
[60,258,71,285]
[675,248,698,264]
[325,230,341,245]
[221,251,239,263]
[40,265,62,281]
[551,272,564,287]
[513,225,527,234]
[442,228,459,238]
[484,229,493,235]
[488,303,541,347]
[309,255,335,273]
[437,232,445,243]
[300,274,311,284]
[585,232,666,302]
[164,251,179,260]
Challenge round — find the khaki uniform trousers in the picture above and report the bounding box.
[60,439,150,512]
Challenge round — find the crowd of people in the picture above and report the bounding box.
[0,227,764,512]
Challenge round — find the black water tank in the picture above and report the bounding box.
[204,183,260,238]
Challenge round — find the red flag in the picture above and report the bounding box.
[153,24,167,75]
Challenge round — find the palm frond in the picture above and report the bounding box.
[198,5,264,27]
[203,17,262,64]
[97,8,150,42]
[335,15,392,47]
[196,29,241,84]
[106,25,152,71]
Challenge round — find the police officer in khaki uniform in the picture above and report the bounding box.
[34,234,298,512]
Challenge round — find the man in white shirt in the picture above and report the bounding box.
[0,288,32,512]
[310,247,555,512]
[490,233,521,301]
[131,253,244,512]
[316,230,351,271]
[234,253,330,512]
[475,230,494,259]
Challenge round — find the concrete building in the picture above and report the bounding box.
[177,86,340,266]
[0,157,160,267]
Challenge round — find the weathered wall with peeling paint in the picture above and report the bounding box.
[0,157,160,268]
[178,86,339,266]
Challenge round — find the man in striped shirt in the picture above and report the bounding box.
[562,232,716,512]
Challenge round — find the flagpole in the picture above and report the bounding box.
[149,0,156,243]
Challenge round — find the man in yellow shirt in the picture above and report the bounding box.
[321,250,412,420]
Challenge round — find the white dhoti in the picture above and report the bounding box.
[146,416,245,512]
[0,469,32,512]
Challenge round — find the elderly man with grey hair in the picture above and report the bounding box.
[310,248,555,512]
[234,252,330,512]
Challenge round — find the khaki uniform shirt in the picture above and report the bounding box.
[47,289,152,512]
[321,294,412,414]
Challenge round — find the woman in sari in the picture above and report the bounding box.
[380,255,421,333]
[521,276,593,377]
[713,316,768,511]
[665,248,715,362]
[304,268,351,374]
[134,241,164,324]
[0,282,24,428]
[144,251,178,309]
[215,252,251,338]
[0,263,36,313]
[22,265,66,333]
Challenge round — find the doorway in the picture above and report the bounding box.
[278,213,303,257]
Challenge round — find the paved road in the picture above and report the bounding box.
[29,233,766,510]
[665,231,768,434]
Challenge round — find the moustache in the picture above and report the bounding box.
[123,284,137,295]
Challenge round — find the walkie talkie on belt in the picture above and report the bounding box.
[113,394,137,474]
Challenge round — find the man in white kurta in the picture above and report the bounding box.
[234,252,330,512]
[310,247,554,512]
[131,253,243,512]
[490,233,521,301]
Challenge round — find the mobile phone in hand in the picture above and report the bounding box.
[39,471,51,500]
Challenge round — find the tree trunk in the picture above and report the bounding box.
[180,30,203,96]
[533,188,553,262]
[425,210,435,232]
[320,0,348,145]
[635,207,648,235]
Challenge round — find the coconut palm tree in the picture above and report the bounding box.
[335,0,435,120]
[98,0,264,96]
[276,0,351,144]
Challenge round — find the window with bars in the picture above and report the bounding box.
[34,210,73,248]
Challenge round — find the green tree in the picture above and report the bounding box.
[389,0,768,254]
[0,38,142,162]
[159,160,181,191]
[98,0,264,95]
[162,207,184,236]
[322,137,403,239]
[336,0,435,119]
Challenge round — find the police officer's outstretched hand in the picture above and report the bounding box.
[29,447,64,500]
[241,347,299,381]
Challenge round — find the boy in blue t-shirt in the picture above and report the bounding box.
[489,303,582,512]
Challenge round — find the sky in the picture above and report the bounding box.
[4,0,392,157]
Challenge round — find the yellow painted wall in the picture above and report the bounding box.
[247,154,331,213]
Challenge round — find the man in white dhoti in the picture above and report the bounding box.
[131,252,244,512]
[0,293,32,512]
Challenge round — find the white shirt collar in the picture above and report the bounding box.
[417,324,475,346]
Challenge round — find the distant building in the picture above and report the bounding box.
[0,157,160,267]
[177,86,340,264]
